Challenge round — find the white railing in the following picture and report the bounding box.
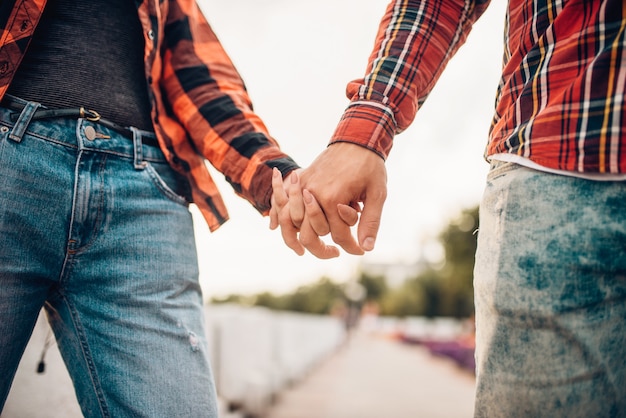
[3,305,346,418]
[205,304,346,416]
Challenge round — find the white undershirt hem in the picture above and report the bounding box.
[489,153,626,181]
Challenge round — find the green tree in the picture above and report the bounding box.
[378,205,478,318]
[436,206,478,317]
[253,291,287,311]
[252,277,345,315]
[379,278,424,317]
[357,272,388,302]
[210,293,250,305]
[209,205,478,318]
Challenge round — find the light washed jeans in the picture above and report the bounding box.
[474,161,626,417]
[0,97,218,417]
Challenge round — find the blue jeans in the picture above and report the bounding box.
[474,162,626,417]
[0,97,218,417]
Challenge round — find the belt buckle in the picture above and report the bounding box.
[79,107,101,122]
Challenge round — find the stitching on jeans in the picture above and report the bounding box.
[64,155,110,259]
[144,162,189,205]
[487,161,521,181]
[61,295,111,417]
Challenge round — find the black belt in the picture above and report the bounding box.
[1,96,158,147]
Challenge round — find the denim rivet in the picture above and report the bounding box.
[84,126,96,140]
[0,126,9,133]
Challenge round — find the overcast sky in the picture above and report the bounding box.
[193,0,508,298]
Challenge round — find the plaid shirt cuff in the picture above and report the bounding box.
[329,101,396,160]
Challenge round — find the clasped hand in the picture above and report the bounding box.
[269,142,388,259]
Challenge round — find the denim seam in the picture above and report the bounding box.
[61,295,111,418]
[4,122,80,150]
[487,161,522,181]
[144,162,189,206]
[63,153,109,259]
[2,118,164,162]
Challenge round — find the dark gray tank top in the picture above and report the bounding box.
[7,0,153,131]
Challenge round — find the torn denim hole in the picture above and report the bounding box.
[188,331,200,352]
[176,320,201,352]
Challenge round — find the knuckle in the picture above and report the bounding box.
[299,234,316,247]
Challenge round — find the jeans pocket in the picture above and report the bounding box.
[144,160,192,206]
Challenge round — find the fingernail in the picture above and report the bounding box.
[303,189,312,204]
[362,237,375,251]
[273,167,280,178]
[291,170,299,183]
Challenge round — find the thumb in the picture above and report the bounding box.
[357,196,384,252]
[337,203,359,226]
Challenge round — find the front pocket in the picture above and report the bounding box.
[144,161,192,206]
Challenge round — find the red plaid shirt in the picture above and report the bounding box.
[0,0,299,231]
[331,0,626,175]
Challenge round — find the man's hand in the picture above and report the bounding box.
[270,142,387,259]
[299,142,387,255]
[270,168,341,259]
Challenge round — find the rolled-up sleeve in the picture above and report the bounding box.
[330,0,490,159]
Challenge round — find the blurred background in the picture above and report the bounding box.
[4,0,507,417]
[192,0,505,299]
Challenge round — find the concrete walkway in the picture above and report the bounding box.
[3,315,475,418]
[265,331,476,418]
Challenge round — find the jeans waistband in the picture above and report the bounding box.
[0,95,166,166]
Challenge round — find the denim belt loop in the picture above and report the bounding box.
[130,126,147,170]
[9,101,42,143]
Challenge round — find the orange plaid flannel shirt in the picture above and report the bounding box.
[0,0,299,231]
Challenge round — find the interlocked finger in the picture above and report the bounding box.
[303,189,330,236]
[299,216,340,259]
